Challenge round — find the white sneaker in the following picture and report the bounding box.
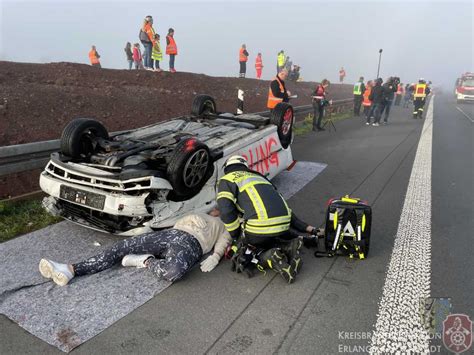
[372,123,379,127]
[122,254,154,268]
[39,259,74,286]
[366,122,370,125]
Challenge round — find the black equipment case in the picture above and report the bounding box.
[323,196,372,259]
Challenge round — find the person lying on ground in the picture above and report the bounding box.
[39,210,232,286]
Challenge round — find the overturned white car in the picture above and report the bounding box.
[40,95,295,235]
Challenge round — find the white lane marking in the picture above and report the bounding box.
[370,96,435,353]
[455,106,474,123]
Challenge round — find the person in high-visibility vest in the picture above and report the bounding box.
[353,76,366,116]
[394,83,405,106]
[88,46,101,68]
[277,50,286,73]
[140,16,156,70]
[362,80,373,122]
[217,155,317,283]
[166,28,178,73]
[413,78,431,119]
[255,53,263,79]
[238,44,249,78]
[267,68,291,109]
[151,34,163,72]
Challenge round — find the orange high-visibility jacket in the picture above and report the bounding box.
[239,47,248,62]
[89,50,100,64]
[166,35,178,55]
[255,56,263,69]
[267,76,285,109]
[396,84,404,95]
[143,23,156,44]
[362,87,372,106]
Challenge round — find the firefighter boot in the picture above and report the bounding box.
[260,248,296,284]
[280,238,303,274]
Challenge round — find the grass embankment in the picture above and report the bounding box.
[0,199,61,242]
[294,112,352,135]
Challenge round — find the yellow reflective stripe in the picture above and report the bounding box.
[217,191,236,202]
[224,218,240,232]
[246,215,291,226]
[362,214,366,232]
[342,197,359,203]
[246,185,268,219]
[333,211,338,230]
[239,180,271,192]
[245,224,290,234]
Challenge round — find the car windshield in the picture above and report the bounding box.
[461,78,474,87]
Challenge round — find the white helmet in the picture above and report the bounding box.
[224,155,248,169]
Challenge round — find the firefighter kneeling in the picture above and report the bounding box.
[217,155,317,284]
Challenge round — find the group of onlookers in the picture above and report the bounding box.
[238,46,301,80]
[353,77,431,126]
[130,15,178,72]
[351,76,400,126]
[89,15,178,72]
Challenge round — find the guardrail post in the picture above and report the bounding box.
[237,89,244,115]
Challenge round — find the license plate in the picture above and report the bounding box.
[60,185,105,210]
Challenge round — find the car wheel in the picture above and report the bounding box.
[270,103,294,149]
[191,95,217,116]
[60,118,108,159]
[167,138,212,198]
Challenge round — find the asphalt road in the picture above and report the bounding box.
[1,94,472,354]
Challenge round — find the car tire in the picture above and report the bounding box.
[191,95,217,116]
[270,103,294,149]
[60,118,109,159]
[167,138,212,198]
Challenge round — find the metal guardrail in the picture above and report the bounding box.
[0,99,352,177]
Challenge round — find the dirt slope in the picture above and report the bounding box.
[0,61,351,146]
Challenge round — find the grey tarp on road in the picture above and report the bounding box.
[0,161,326,352]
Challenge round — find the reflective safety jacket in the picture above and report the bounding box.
[89,49,100,65]
[413,83,427,98]
[217,170,292,239]
[353,82,364,95]
[255,55,263,69]
[151,41,163,61]
[267,75,287,109]
[239,47,248,62]
[396,84,404,95]
[362,87,372,106]
[277,52,285,67]
[166,35,178,55]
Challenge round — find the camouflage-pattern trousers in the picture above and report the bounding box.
[73,229,203,282]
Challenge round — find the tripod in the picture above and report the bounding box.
[322,106,337,132]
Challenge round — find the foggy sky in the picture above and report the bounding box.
[1,0,472,87]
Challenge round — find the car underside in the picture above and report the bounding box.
[40,95,295,235]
